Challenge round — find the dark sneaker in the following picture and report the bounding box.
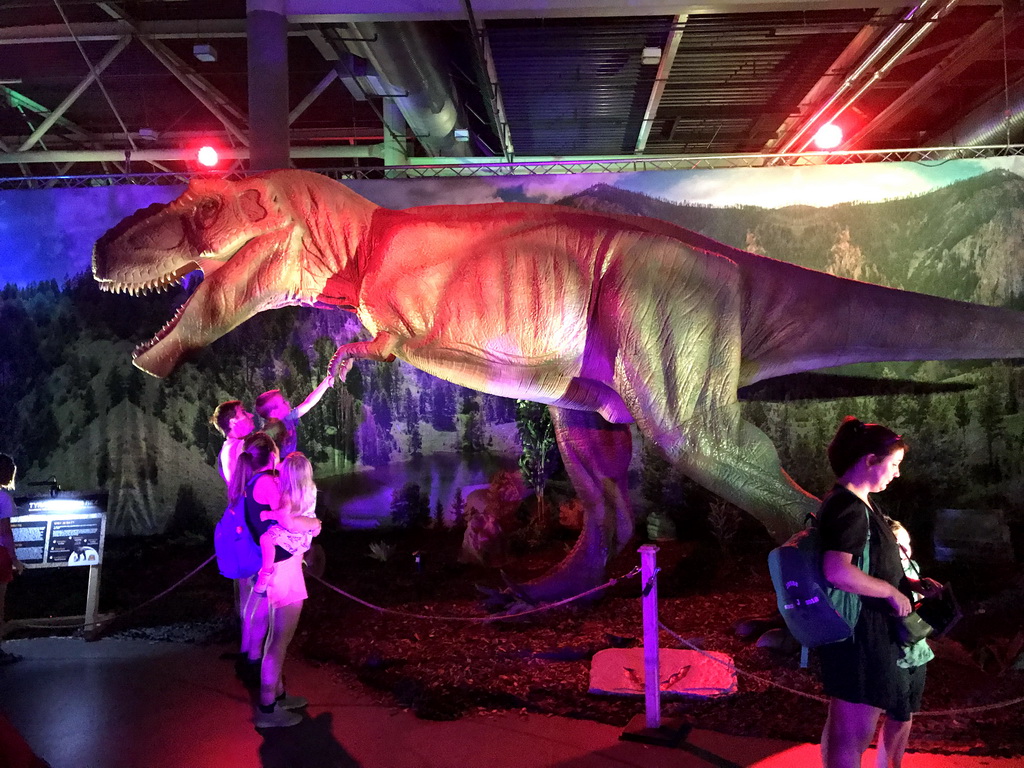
[254,704,301,728]
[276,693,308,710]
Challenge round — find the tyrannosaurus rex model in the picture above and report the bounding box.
[93,169,1024,601]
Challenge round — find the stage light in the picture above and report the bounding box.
[813,123,843,150]
[196,145,219,167]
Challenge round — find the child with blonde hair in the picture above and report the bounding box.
[254,452,318,595]
[877,519,942,768]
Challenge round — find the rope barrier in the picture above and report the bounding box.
[11,543,1021,718]
[658,620,828,703]
[658,619,1024,716]
[12,554,216,634]
[307,565,641,622]
[913,697,1024,718]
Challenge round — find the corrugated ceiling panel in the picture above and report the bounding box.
[647,9,877,154]
[486,16,674,156]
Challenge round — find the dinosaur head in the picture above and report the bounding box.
[93,171,376,377]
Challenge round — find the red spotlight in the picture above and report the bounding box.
[813,123,843,150]
[196,145,220,168]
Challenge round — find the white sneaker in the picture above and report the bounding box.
[254,568,273,595]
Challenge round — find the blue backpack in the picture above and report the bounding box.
[214,495,261,580]
[768,508,870,648]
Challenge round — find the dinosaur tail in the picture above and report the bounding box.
[730,249,1024,386]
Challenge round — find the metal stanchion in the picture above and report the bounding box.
[620,544,690,746]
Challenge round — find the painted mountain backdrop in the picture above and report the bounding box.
[0,167,1022,538]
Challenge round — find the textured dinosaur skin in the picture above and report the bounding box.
[94,170,1024,600]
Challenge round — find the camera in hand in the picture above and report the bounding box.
[898,583,962,646]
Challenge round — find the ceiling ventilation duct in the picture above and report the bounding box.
[338,21,473,158]
[932,76,1024,151]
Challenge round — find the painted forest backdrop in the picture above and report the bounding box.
[2,159,1024,546]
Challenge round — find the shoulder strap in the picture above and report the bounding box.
[856,506,871,573]
[245,469,272,494]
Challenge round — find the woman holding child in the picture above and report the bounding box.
[233,431,322,729]
[817,417,942,768]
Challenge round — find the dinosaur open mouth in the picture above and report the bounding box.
[97,261,203,360]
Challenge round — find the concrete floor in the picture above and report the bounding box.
[1,637,1021,768]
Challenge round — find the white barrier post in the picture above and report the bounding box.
[620,544,689,746]
[640,544,661,728]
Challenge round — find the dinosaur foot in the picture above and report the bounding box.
[733,612,785,640]
[474,571,606,617]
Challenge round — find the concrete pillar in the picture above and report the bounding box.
[383,98,408,172]
[247,0,290,171]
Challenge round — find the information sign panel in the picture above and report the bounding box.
[11,500,106,568]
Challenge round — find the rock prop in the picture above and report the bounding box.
[588,648,737,698]
[557,497,585,530]
[460,506,507,566]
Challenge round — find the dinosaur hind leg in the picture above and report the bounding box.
[608,242,817,542]
[509,407,634,604]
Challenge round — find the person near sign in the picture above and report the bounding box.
[0,453,26,664]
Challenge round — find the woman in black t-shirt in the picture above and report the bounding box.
[817,417,913,768]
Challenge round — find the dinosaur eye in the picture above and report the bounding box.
[195,198,221,227]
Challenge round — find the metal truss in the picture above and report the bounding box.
[2,144,1023,189]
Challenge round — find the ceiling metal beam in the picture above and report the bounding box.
[286,0,948,22]
[465,2,514,160]
[1,86,93,143]
[761,10,891,152]
[0,127,384,147]
[634,15,686,154]
[18,36,131,152]
[848,13,1024,147]
[289,69,339,125]
[99,3,250,133]
[0,20,269,45]
[0,144,384,166]
[134,36,251,147]
[773,0,956,155]
[794,0,964,153]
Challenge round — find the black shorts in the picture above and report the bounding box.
[887,663,927,722]
[819,608,903,712]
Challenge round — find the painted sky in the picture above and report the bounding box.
[0,184,182,288]
[611,155,1024,208]
[1,156,1020,287]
